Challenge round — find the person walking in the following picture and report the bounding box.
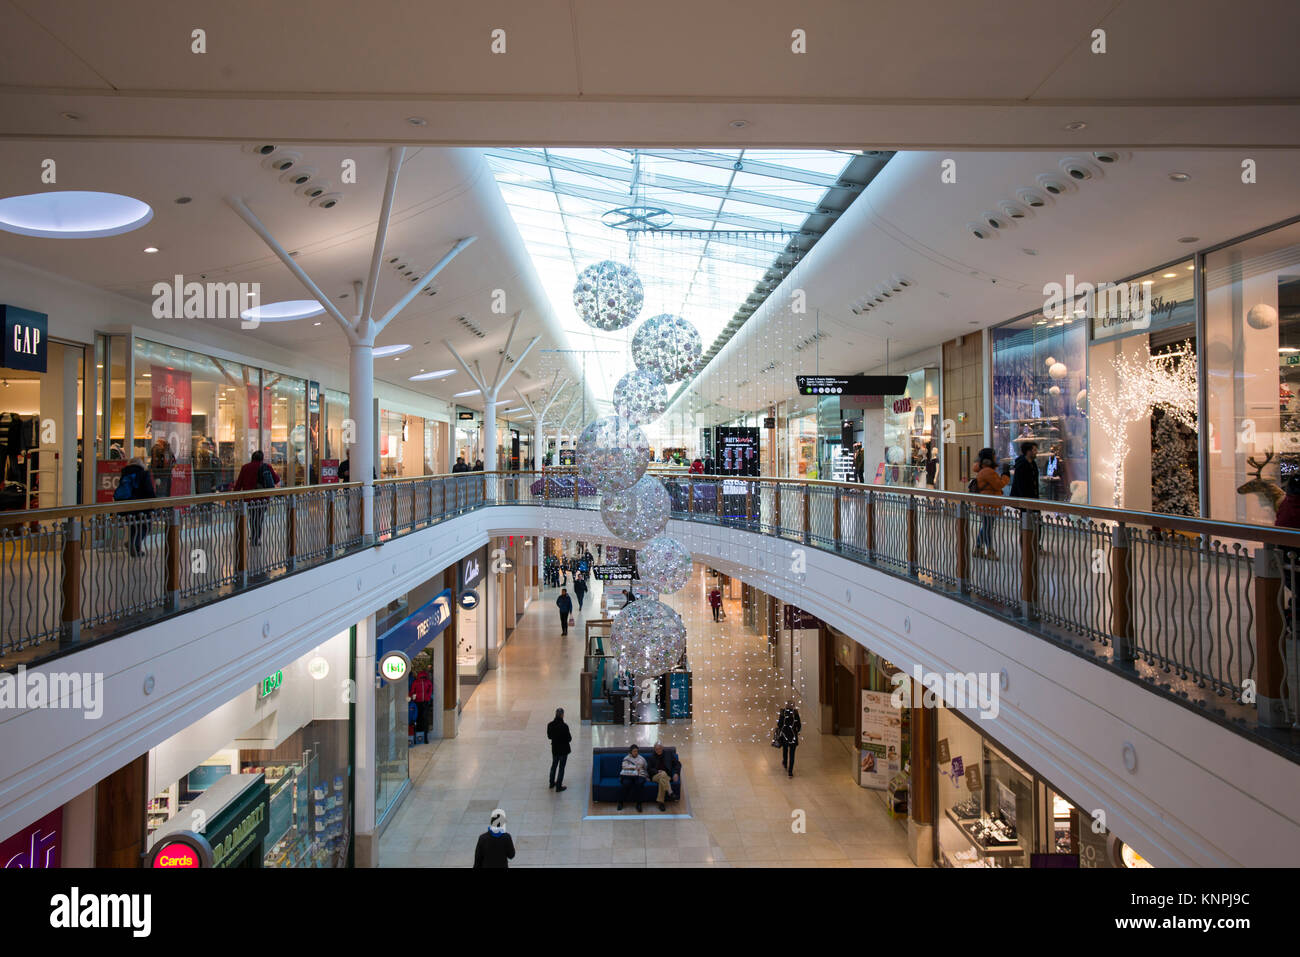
[452,456,469,473]
[473,809,515,868]
[115,456,157,556]
[149,437,175,499]
[232,450,280,547]
[560,556,569,586]
[546,708,571,792]
[972,449,1009,560]
[852,442,864,484]
[556,588,573,636]
[775,700,802,778]
[409,669,433,745]
[617,744,648,812]
[707,585,722,621]
[573,573,587,612]
[645,742,680,812]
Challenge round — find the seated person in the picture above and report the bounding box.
[618,744,647,812]
[644,742,681,812]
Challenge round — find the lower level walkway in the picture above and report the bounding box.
[379,565,912,867]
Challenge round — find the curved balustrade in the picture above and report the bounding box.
[1,468,1297,745]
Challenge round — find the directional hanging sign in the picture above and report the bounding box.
[593,564,637,581]
[796,375,909,396]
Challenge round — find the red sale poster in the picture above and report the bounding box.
[151,365,192,496]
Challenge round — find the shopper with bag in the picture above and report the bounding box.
[707,586,723,621]
[233,450,280,547]
[556,588,573,636]
[971,449,1009,560]
[774,700,802,778]
[115,456,157,557]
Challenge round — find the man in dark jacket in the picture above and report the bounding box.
[645,742,681,811]
[232,450,280,546]
[452,457,469,473]
[776,701,802,778]
[1010,441,1040,499]
[573,573,587,612]
[556,588,573,636]
[118,456,157,556]
[473,809,515,868]
[546,707,571,792]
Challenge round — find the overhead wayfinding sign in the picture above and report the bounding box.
[593,564,636,581]
[796,375,909,396]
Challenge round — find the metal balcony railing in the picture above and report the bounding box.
[1,467,1298,746]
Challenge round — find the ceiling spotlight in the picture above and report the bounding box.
[1168,172,1191,183]
[1177,236,1200,244]
[1063,121,1088,131]
[143,246,159,253]
[60,111,82,121]
[1162,272,1177,278]
[407,116,428,127]
[729,119,748,129]
[174,196,192,205]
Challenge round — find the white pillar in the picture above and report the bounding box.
[483,394,498,472]
[352,612,378,866]
[534,424,544,469]
[349,340,375,536]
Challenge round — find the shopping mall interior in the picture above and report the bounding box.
[0,0,1298,907]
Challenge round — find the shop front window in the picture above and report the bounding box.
[265,371,306,487]
[0,340,84,511]
[880,368,939,487]
[1205,220,1300,527]
[132,339,258,496]
[322,387,348,478]
[992,309,1089,503]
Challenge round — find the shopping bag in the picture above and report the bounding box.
[569,616,576,628]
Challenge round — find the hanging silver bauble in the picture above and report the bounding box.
[572,260,644,331]
[576,415,649,492]
[636,536,692,593]
[600,475,670,542]
[610,598,687,677]
[631,314,702,384]
[612,368,667,425]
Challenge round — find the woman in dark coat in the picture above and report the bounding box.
[775,700,802,778]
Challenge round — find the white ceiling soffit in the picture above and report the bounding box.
[0,141,595,415]
[0,0,1298,147]
[667,148,1300,424]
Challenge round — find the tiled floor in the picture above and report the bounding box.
[379,563,913,868]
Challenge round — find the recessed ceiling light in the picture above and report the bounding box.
[143,246,159,253]
[730,119,748,129]
[240,299,326,323]
[1064,121,1088,132]
[454,389,481,397]
[1162,272,1177,278]
[409,369,455,381]
[174,196,192,205]
[1022,248,1037,256]
[1168,172,1191,182]
[372,344,412,358]
[1177,236,1200,244]
[0,191,153,238]
[313,321,322,326]
[407,116,427,127]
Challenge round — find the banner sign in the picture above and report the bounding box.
[152,365,193,496]
[860,690,903,789]
[797,374,909,396]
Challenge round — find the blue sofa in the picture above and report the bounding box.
[591,747,683,804]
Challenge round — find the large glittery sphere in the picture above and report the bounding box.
[610,598,687,677]
[601,475,670,542]
[636,536,692,593]
[631,314,702,384]
[576,415,649,492]
[572,260,644,331]
[612,369,667,425]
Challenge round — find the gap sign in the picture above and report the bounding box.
[1,305,47,373]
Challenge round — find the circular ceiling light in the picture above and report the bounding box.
[1177,236,1200,244]
[1064,121,1088,131]
[372,344,412,358]
[1168,172,1191,182]
[239,299,325,323]
[0,191,154,238]
[143,246,159,254]
[409,369,455,381]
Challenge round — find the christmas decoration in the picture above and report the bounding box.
[636,536,693,592]
[1247,303,1278,330]
[609,598,686,677]
[600,475,670,542]
[612,368,668,425]
[1049,361,1068,380]
[631,314,703,383]
[572,260,644,331]
[576,415,650,492]
[1151,413,1198,517]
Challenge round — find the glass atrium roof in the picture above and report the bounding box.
[483,148,858,408]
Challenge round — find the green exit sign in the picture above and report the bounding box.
[259,670,284,698]
[1287,355,1299,366]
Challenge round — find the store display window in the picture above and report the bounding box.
[880,368,939,488]
[380,408,429,478]
[1205,219,1300,527]
[787,410,818,478]
[0,338,84,511]
[132,339,259,496]
[992,307,1089,503]
[264,370,306,487]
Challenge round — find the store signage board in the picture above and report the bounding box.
[459,589,480,610]
[1,305,47,373]
[147,773,268,869]
[258,670,283,698]
[461,553,483,590]
[796,374,908,396]
[0,807,61,868]
[859,690,902,789]
[457,411,475,420]
[379,651,411,682]
[1091,294,1192,342]
[593,564,636,581]
[375,588,454,673]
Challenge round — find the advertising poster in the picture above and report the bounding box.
[151,365,193,496]
[96,459,124,503]
[320,459,339,483]
[860,689,903,789]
